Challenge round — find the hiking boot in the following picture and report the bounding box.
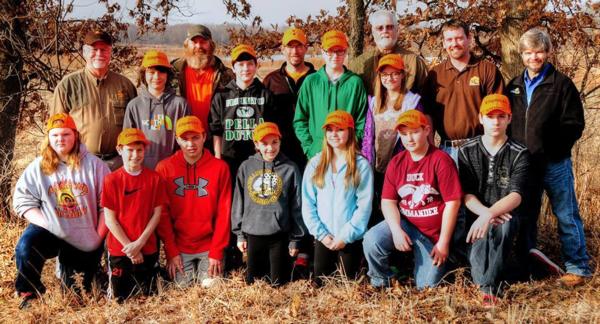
[529,248,565,276]
[558,273,586,287]
[17,291,37,310]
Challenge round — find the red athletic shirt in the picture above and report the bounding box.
[101,167,168,256]
[382,146,462,243]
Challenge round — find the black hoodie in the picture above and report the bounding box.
[209,78,276,162]
[231,152,306,249]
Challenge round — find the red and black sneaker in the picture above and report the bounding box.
[529,248,565,276]
[17,291,37,310]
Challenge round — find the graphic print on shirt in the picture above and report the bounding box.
[142,114,174,131]
[48,180,89,218]
[224,97,265,141]
[397,172,440,217]
[174,176,208,197]
[247,169,283,205]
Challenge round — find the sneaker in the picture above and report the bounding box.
[17,291,37,310]
[481,293,498,308]
[529,248,565,276]
[558,273,586,287]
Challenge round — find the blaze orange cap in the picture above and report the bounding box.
[142,50,171,68]
[480,94,511,115]
[395,110,429,130]
[322,110,355,129]
[176,116,205,137]
[253,122,282,142]
[321,30,348,51]
[231,44,257,62]
[118,128,150,146]
[282,28,307,45]
[377,54,405,72]
[46,113,77,132]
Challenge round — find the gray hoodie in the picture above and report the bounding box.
[231,152,306,249]
[13,144,110,252]
[124,87,191,169]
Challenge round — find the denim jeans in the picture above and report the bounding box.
[518,157,591,276]
[363,220,448,289]
[15,224,103,294]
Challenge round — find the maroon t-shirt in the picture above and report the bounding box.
[382,146,462,243]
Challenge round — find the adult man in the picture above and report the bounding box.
[263,27,316,170]
[51,30,137,170]
[171,25,235,130]
[422,20,504,161]
[348,9,428,94]
[507,28,591,287]
[156,116,232,287]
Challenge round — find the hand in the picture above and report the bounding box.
[167,255,184,279]
[237,241,247,253]
[320,235,335,250]
[391,228,412,252]
[330,238,346,251]
[289,248,299,257]
[122,240,143,259]
[130,252,144,265]
[490,213,512,225]
[430,242,449,267]
[466,214,492,243]
[207,258,223,278]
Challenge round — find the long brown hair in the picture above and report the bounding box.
[312,127,361,189]
[373,70,407,114]
[40,129,82,175]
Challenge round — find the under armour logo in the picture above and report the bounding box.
[174,177,208,197]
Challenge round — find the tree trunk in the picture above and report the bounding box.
[0,0,26,217]
[348,0,365,58]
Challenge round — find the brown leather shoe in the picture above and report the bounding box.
[558,273,586,287]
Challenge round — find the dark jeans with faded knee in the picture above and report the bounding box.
[15,224,102,295]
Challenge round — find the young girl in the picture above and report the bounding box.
[12,113,110,308]
[302,111,373,285]
[124,49,191,169]
[361,54,424,225]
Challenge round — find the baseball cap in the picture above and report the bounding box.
[395,110,429,130]
[117,128,150,146]
[46,113,77,132]
[282,28,307,46]
[321,30,349,51]
[322,110,355,129]
[176,116,205,137]
[141,50,171,68]
[231,44,257,62]
[253,122,282,142]
[187,24,212,40]
[83,30,113,46]
[480,94,512,115]
[377,54,405,72]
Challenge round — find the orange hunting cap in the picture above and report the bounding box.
[142,50,171,68]
[322,110,355,129]
[395,110,429,130]
[321,30,348,51]
[253,122,282,142]
[231,44,257,62]
[377,54,405,72]
[118,128,150,146]
[46,113,77,132]
[176,116,205,137]
[480,94,512,115]
[282,28,307,45]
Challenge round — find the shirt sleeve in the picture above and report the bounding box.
[337,159,374,243]
[508,148,530,196]
[154,162,180,260]
[230,165,245,241]
[209,163,232,260]
[100,174,118,211]
[301,159,330,241]
[436,154,463,202]
[288,163,307,249]
[457,147,479,196]
[293,82,313,157]
[12,162,42,218]
[209,93,224,136]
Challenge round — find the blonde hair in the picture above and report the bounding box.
[40,130,82,175]
[373,70,407,114]
[312,128,361,189]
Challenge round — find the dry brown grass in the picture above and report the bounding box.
[1,56,600,322]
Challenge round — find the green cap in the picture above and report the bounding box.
[186,25,212,40]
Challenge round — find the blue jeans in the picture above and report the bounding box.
[15,224,103,294]
[519,157,591,276]
[363,220,448,289]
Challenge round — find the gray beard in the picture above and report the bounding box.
[186,54,211,70]
[375,38,396,50]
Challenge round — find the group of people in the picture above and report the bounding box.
[12,9,591,309]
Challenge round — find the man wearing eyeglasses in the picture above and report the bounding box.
[349,9,428,95]
[51,30,137,170]
[293,30,367,159]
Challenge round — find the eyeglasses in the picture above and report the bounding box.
[374,25,395,32]
[326,49,346,56]
[380,71,403,79]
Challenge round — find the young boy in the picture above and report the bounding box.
[231,122,306,285]
[363,110,462,289]
[102,128,167,302]
[458,94,529,306]
[156,116,232,287]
